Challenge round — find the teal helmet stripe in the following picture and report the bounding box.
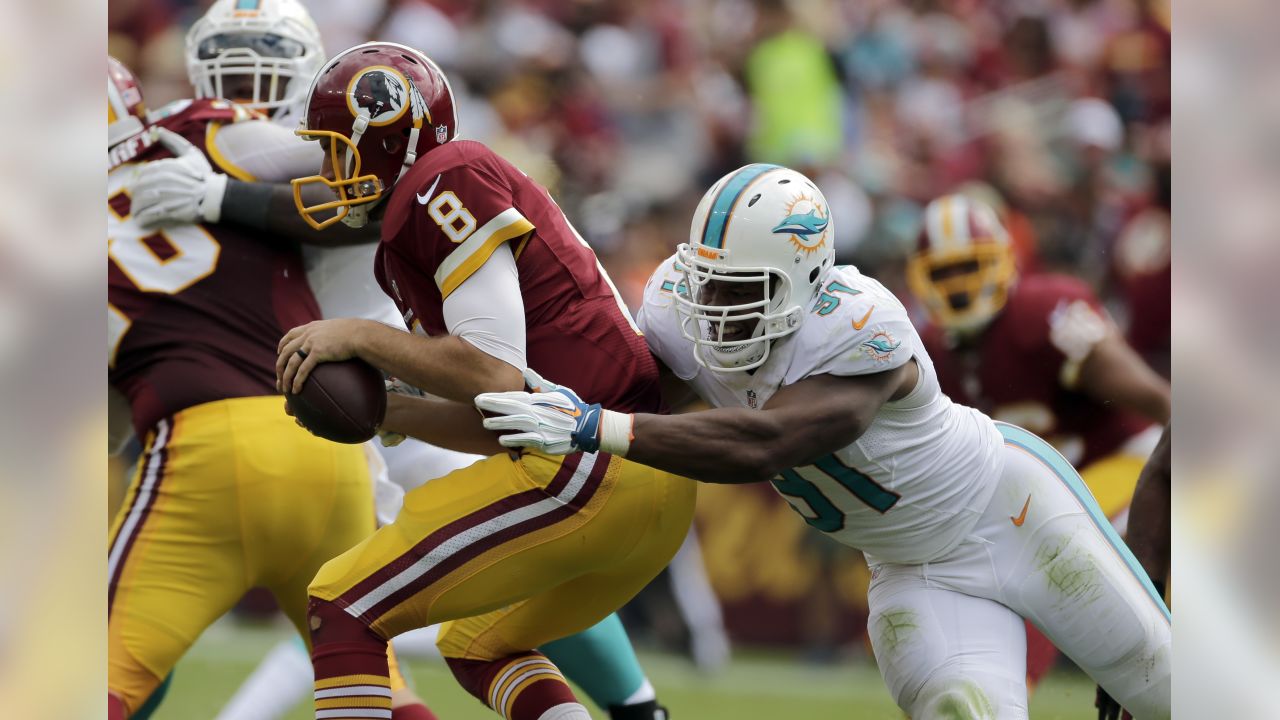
[700,163,783,249]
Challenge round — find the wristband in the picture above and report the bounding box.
[220,178,274,230]
[201,171,228,223]
[598,409,634,456]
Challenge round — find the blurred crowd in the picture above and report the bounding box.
[111,0,1171,370]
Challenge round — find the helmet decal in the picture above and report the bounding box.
[346,66,413,127]
[772,194,830,256]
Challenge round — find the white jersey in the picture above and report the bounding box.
[207,111,402,327]
[637,259,1004,564]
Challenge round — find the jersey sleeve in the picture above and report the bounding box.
[440,242,527,372]
[208,118,324,182]
[399,162,535,300]
[635,257,699,380]
[802,274,915,378]
[1012,275,1112,388]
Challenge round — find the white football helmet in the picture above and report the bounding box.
[675,164,836,372]
[185,0,325,119]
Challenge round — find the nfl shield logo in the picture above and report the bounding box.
[435,124,448,144]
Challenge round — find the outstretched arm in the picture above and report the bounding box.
[221,179,382,247]
[479,360,918,484]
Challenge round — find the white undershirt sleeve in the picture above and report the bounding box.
[210,119,324,182]
[441,242,527,373]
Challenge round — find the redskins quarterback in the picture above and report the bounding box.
[273,42,695,720]
[106,56,386,720]
[905,192,1171,701]
[127,5,674,719]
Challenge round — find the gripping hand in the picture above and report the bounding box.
[477,368,637,455]
[132,128,228,227]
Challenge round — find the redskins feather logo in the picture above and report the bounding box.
[346,66,410,127]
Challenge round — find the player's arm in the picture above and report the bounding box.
[220,179,381,247]
[1123,424,1171,592]
[480,360,918,484]
[1075,327,1171,424]
[131,122,379,246]
[629,366,915,483]
[277,243,526,403]
[381,394,505,456]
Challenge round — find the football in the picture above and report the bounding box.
[284,357,387,444]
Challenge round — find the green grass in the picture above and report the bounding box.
[155,619,1096,719]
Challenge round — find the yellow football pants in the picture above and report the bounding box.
[310,449,697,661]
[107,396,375,714]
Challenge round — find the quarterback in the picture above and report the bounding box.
[106,57,380,720]
[477,164,1172,719]
[129,3,676,718]
[274,42,695,720]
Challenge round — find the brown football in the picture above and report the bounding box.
[285,357,386,444]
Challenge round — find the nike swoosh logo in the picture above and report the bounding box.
[416,174,442,204]
[1010,494,1031,527]
[852,306,874,331]
[553,406,582,419]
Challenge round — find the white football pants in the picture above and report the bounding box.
[867,423,1171,720]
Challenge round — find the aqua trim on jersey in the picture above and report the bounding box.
[700,163,782,249]
[996,422,1171,622]
[235,0,262,10]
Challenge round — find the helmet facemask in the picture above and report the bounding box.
[907,244,1014,334]
[192,32,315,114]
[673,244,804,373]
[291,130,385,230]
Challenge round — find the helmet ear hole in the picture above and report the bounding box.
[809,267,820,284]
[382,135,402,154]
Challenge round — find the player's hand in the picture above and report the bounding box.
[275,318,373,395]
[475,382,605,455]
[1095,685,1132,720]
[131,127,228,228]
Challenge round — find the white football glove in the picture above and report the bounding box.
[132,127,228,228]
[475,368,633,456]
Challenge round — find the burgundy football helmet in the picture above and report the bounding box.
[108,55,148,148]
[292,42,457,229]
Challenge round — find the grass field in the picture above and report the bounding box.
[153,619,1096,719]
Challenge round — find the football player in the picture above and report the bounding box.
[272,42,695,720]
[107,56,401,720]
[475,164,1172,719]
[906,193,1171,689]
[130,4,674,719]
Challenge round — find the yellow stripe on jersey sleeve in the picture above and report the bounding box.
[205,122,257,182]
[434,207,534,299]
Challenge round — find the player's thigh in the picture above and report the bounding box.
[107,411,250,711]
[227,401,378,625]
[312,451,692,640]
[993,424,1171,717]
[436,469,695,660]
[867,564,1028,720]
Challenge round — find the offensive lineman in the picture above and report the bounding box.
[107,56,386,719]
[476,164,1172,719]
[129,3,676,718]
[272,42,695,720]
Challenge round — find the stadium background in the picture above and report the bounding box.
[108,0,1171,716]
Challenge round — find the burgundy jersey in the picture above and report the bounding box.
[108,99,321,436]
[921,274,1151,467]
[376,140,662,413]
